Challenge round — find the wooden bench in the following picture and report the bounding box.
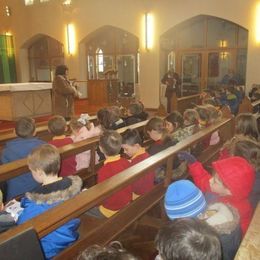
[0,115,98,155]
[0,120,149,186]
[0,117,235,260]
[235,203,260,259]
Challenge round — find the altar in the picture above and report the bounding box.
[0,82,52,121]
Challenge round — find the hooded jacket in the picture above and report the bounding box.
[1,137,46,200]
[17,176,82,259]
[189,156,255,235]
[203,202,241,260]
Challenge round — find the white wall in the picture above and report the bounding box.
[1,0,260,107]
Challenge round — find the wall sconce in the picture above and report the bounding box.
[5,6,11,16]
[144,13,154,51]
[66,23,76,55]
[220,51,228,60]
[256,2,260,43]
[219,40,227,48]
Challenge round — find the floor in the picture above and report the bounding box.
[0,99,102,131]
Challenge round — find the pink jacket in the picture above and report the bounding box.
[71,124,101,171]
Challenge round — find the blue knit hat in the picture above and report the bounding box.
[164,180,207,220]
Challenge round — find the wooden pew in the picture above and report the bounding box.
[235,203,260,259]
[0,120,148,185]
[0,117,235,260]
[0,115,98,155]
[238,96,260,115]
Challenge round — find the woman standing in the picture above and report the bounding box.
[52,65,80,120]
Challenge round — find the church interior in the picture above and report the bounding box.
[0,0,259,259]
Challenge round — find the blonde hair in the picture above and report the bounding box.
[28,144,60,176]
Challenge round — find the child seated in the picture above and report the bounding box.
[125,103,142,126]
[164,180,241,260]
[219,113,259,160]
[1,117,45,201]
[96,130,132,218]
[231,139,260,210]
[178,152,255,236]
[0,190,16,233]
[164,111,194,143]
[183,108,200,133]
[70,115,101,171]
[17,144,82,259]
[48,115,76,176]
[146,117,176,156]
[122,129,155,199]
[155,218,221,260]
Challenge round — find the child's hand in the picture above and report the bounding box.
[178,151,197,164]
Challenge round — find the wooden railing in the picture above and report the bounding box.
[235,203,260,259]
[0,117,234,260]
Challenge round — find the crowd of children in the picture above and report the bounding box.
[0,94,259,259]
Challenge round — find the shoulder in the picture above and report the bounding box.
[25,176,82,205]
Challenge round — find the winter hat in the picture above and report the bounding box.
[164,180,207,220]
[212,156,255,199]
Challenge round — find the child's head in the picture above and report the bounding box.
[164,111,184,133]
[27,144,61,183]
[97,108,111,129]
[127,103,142,116]
[122,129,143,158]
[164,180,207,220]
[108,106,122,123]
[70,115,91,134]
[235,113,259,141]
[195,105,210,126]
[155,218,221,260]
[211,156,255,199]
[15,117,36,138]
[183,109,199,127]
[231,139,260,172]
[145,117,167,141]
[77,242,138,260]
[48,115,67,136]
[205,104,222,124]
[99,130,122,157]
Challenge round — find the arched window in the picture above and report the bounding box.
[96,48,104,73]
[28,36,64,82]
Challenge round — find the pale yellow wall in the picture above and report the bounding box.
[1,0,260,108]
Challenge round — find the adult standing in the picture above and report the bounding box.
[161,68,181,113]
[52,65,80,120]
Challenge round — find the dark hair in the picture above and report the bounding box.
[165,111,184,129]
[235,113,259,140]
[48,115,67,136]
[155,218,221,260]
[15,117,36,138]
[127,103,142,116]
[232,139,260,172]
[122,129,142,146]
[97,108,111,129]
[55,65,68,76]
[99,130,122,156]
[28,144,60,176]
[77,241,138,260]
[195,105,210,124]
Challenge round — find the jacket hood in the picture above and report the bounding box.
[212,156,255,199]
[205,203,240,235]
[25,175,82,204]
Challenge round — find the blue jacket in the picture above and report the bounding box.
[1,137,46,200]
[17,176,82,259]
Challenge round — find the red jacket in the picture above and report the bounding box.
[189,156,255,235]
[98,156,132,211]
[131,150,155,196]
[49,137,76,177]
